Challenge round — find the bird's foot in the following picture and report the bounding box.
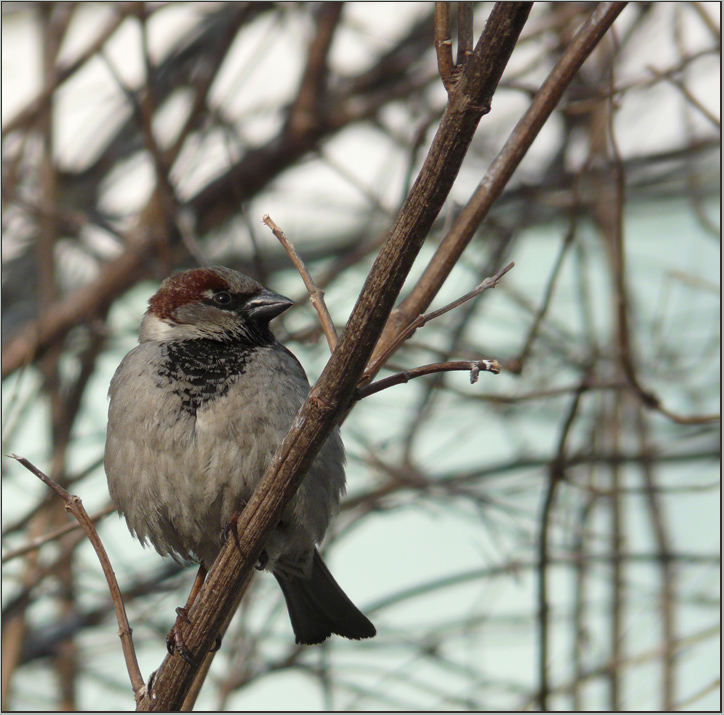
[255,548,269,571]
[166,607,223,664]
[221,510,268,570]
[166,607,196,665]
[221,509,244,549]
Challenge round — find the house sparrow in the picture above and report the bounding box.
[104,266,375,655]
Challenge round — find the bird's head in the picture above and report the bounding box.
[140,267,293,344]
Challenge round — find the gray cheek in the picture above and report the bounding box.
[172,303,241,335]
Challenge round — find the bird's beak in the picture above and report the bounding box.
[246,289,294,321]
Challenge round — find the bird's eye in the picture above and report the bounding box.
[213,291,233,306]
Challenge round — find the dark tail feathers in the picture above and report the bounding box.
[274,548,376,645]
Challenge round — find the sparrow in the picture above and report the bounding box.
[104,266,375,656]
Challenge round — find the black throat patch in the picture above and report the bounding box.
[155,338,261,415]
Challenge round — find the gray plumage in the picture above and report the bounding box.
[105,266,375,644]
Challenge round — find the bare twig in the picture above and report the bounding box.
[435,2,475,94]
[365,261,514,379]
[356,359,500,400]
[1,504,116,564]
[509,194,580,374]
[537,382,587,711]
[10,456,145,702]
[457,3,474,67]
[287,2,344,136]
[262,214,338,351]
[98,48,176,277]
[647,65,720,129]
[434,3,455,92]
[635,406,677,709]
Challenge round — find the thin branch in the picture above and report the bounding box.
[509,195,579,374]
[1,504,115,564]
[365,261,514,379]
[647,65,720,129]
[262,214,338,351]
[635,406,677,710]
[457,3,474,67]
[434,3,455,92]
[537,382,587,711]
[10,456,145,702]
[98,48,177,272]
[355,359,500,400]
[287,2,344,136]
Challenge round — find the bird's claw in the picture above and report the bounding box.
[222,507,267,571]
[221,509,246,551]
[166,606,223,663]
[255,548,269,571]
[166,607,196,665]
